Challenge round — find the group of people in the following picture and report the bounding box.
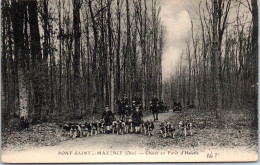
[115,93,167,123]
[103,93,167,130]
[102,102,143,128]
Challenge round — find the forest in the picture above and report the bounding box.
[163,0,258,120]
[1,0,258,160]
[1,0,164,124]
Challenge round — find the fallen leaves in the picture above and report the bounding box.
[2,122,70,152]
[144,108,258,152]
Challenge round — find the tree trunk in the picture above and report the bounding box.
[88,0,98,113]
[11,0,28,119]
[28,0,43,119]
[212,0,221,119]
[107,0,115,113]
[2,0,7,115]
[116,0,121,99]
[251,0,258,125]
[73,0,81,117]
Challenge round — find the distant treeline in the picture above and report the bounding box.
[163,0,258,118]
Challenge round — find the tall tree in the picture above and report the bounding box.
[107,0,115,112]
[73,0,81,116]
[88,0,98,113]
[28,0,44,119]
[251,0,258,124]
[11,0,28,119]
[2,0,7,115]
[116,0,121,100]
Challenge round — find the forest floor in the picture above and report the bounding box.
[2,107,258,162]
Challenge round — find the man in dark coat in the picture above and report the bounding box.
[121,94,129,106]
[150,95,159,120]
[102,105,115,126]
[121,94,130,116]
[132,106,143,127]
[151,95,159,105]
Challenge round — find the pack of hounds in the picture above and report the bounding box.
[62,118,195,139]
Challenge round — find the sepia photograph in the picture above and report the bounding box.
[1,0,258,163]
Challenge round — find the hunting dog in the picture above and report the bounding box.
[178,120,194,136]
[117,120,126,135]
[143,120,154,136]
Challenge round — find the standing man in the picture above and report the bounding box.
[132,106,143,133]
[150,95,159,121]
[151,95,159,104]
[121,94,130,117]
[121,94,129,106]
[102,105,115,129]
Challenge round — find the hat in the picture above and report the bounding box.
[105,105,109,107]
